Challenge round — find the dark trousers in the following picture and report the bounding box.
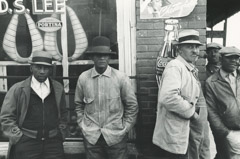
[13,135,65,159]
[156,147,188,159]
[214,136,229,159]
[83,135,128,159]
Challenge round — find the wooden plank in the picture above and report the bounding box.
[63,141,139,156]
[0,60,118,66]
[0,141,139,157]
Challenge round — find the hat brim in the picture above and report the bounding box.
[29,62,52,66]
[175,40,203,46]
[85,51,116,56]
[222,53,240,57]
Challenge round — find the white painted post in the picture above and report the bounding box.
[0,66,7,92]
[61,1,69,93]
[117,0,137,91]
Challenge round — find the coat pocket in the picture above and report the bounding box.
[164,111,189,144]
[107,95,121,113]
[83,97,95,114]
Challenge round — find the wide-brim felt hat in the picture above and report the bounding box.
[85,36,116,55]
[219,46,240,57]
[29,50,53,66]
[175,29,203,46]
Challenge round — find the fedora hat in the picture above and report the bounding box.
[176,29,203,45]
[29,50,52,66]
[86,36,116,55]
[219,46,240,57]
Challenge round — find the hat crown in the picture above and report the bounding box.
[86,36,116,55]
[31,50,52,66]
[177,29,202,45]
[178,29,199,39]
[207,42,222,49]
[219,46,240,56]
[92,36,110,47]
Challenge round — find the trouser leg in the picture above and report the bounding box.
[199,122,211,159]
[14,135,43,159]
[106,135,128,159]
[43,137,65,159]
[83,135,106,159]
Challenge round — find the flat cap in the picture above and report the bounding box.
[207,43,222,49]
[219,46,240,57]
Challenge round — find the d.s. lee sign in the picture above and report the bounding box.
[0,0,66,15]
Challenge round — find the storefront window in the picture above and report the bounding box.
[0,0,118,61]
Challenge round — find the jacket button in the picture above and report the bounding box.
[11,128,18,133]
[41,137,45,141]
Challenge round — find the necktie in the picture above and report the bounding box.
[192,68,199,81]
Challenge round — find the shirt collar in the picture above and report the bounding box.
[91,66,111,78]
[220,69,237,79]
[31,76,50,89]
[176,55,196,72]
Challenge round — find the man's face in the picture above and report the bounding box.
[207,48,221,64]
[221,55,240,73]
[178,44,200,63]
[91,54,110,70]
[30,64,52,83]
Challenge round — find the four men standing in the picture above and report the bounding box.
[0,32,239,159]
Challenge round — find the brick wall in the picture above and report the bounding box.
[135,0,207,155]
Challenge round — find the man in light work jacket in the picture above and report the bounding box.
[153,29,210,159]
[74,36,138,159]
[205,46,240,159]
[0,51,68,159]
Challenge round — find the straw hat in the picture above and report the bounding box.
[176,29,203,45]
[30,50,52,66]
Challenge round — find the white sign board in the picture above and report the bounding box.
[140,0,198,19]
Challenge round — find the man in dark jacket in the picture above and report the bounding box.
[206,42,222,78]
[206,46,240,159]
[0,50,68,159]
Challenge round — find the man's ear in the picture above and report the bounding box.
[176,46,182,54]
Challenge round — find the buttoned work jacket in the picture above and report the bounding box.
[153,56,207,154]
[74,66,138,146]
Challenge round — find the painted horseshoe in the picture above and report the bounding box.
[44,6,88,62]
[3,13,43,63]
[44,14,63,61]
